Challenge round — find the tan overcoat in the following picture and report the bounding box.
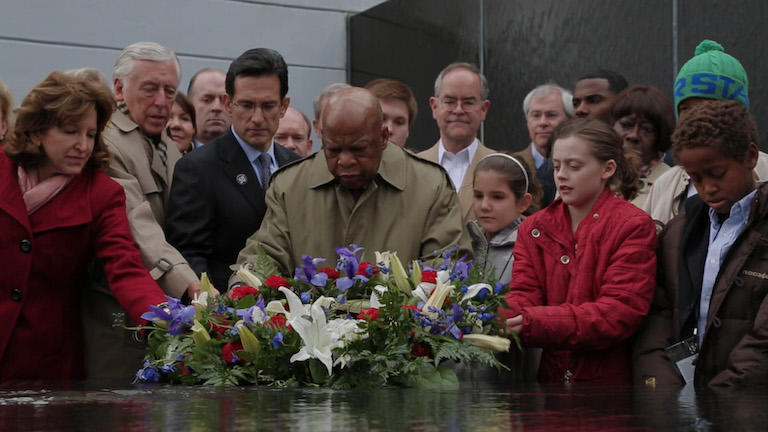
[234,143,470,277]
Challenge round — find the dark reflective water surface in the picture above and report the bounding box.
[1,378,767,431]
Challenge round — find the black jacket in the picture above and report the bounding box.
[165,130,300,290]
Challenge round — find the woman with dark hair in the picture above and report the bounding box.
[0,71,166,380]
[610,85,675,207]
[502,119,656,384]
[168,92,196,154]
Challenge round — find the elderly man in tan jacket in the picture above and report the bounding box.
[83,42,200,381]
[233,87,469,279]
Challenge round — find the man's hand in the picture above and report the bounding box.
[185,281,220,299]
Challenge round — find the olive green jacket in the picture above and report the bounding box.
[233,143,471,278]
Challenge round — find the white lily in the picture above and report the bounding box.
[412,282,435,303]
[200,272,217,296]
[460,283,493,303]
[235,264,263,288]
[422,270,453,319]
[289,296,335,375]
[191,291,209,320]
[410,260,422,287]
[236,321,261,354]
[387,252,412,293]
[327,318,366,368]
[463,334,511,352]
[190,319,211,346]
[369,284,388,308]
[265,287,310,321]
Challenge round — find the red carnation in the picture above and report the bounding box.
[221,341,244,363]
[358,307,379,321]
[411,342,431,358]
[319,267,340,280]
[265,275,289,289]
[209,314,232,336]
[401,304,419,312]
[229,285,260,300]
[421,270,437,284]
[267,314,291,330]
[356,261,378,277]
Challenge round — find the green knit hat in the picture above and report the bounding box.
[673,39,749,116]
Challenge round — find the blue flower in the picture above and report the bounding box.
[494,282,505,294]
[476,288,488,301]
[272,332,284,347]
[300,292,311,303]
[135,360,160,383]
[460,285,468,293]
[336,294,347,305]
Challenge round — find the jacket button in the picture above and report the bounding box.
[592,213,599,219]
[10,289,22,302]
[560,255,570,264]
[19,239,32,253]
[531,229,540,238]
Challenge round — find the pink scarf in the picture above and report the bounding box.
[17,166,73,214]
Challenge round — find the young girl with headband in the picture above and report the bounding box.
[469,152,539,285]
[502,118,657,384]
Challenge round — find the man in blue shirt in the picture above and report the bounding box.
[166,48,300,291]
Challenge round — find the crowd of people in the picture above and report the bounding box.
[0,38,765,390]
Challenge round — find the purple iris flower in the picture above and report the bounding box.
[335,244,363,277]
[167,305,195,336]
[336,277,353,292]
[310,272,328,287]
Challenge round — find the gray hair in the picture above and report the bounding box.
[312,82,351,121]
[113,41,181,83]
[433,62,489,100]
[522,83,573,117]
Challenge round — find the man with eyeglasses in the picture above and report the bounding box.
[514,83,573,209]
[187,67,231,148]
[417,62,495,221]
[84,41,201,381]
[166,48,300,292]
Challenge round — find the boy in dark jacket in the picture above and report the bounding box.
[633,100,768,388]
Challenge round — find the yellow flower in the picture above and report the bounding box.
[190,319,211,346]
[236,322,261,355]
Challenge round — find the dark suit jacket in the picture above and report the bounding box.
[166,130,300,290]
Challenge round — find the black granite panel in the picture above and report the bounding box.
[350,0,480,151]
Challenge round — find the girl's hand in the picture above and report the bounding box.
[505,314,523,334]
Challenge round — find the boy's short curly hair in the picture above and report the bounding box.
[672,100,757,162]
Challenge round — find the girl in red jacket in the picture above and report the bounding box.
[503,118,657,384]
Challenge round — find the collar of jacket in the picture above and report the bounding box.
[306,142,406,191]
[529,187,615,240]
[467,219,520,248]
[110,108,140,133]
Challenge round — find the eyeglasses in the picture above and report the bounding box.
[231,100,281,116]
[439,97,482,111]
[615,116,657,138]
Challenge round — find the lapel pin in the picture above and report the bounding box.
[236,174,248,185]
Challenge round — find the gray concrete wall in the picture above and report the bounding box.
[0,0,384,149]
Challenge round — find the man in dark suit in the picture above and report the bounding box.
[166,48,300,291]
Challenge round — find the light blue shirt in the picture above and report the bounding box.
[698,188,758,346]
[231,126,277,186]
[530,144,546,170]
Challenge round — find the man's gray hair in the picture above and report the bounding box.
[433,62,489,100]
[522,83,574,117]
[113,41,181,83]
[312,82,351,121]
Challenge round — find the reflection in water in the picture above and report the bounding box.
[0,380,766,431]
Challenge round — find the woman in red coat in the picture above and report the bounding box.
[502,119,657,384]
[0,70,166,380]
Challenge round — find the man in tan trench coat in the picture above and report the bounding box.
[233,87,469,279]
[83,42,200,381]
